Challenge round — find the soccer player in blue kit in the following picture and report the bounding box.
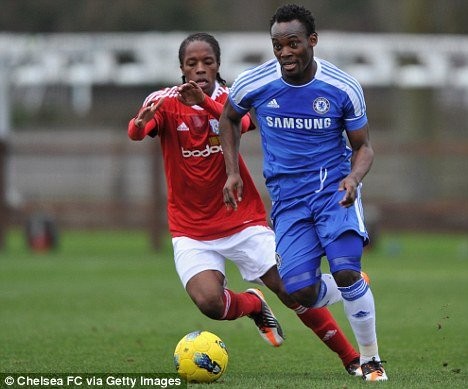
[219,4,388,382]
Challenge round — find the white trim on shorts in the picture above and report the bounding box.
[172,225,276,288]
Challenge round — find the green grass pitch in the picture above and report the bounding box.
[1,229,467,388]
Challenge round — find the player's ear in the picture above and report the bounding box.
[180,63,186,83]
[309,32,318,47]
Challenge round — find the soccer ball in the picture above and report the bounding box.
[173,330,228,383]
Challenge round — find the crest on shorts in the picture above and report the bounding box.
[313,97,330,114]
[275,252,282,269]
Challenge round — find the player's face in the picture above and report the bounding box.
[180,41,219,96]
[271,20,317,85]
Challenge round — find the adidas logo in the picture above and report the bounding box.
[352,310,370,319]
[177,122,189,131]
[267,99,280,108]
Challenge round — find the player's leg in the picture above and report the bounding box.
[185,269,261,320]
[231,225,360,372]
[173,236,262,321]
[260,265,361,375]
[316,185,387,381]
[318,182,387,381]
[326,231,387,381]
[218,226,284,346]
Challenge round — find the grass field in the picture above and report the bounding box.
[1,229,467,388]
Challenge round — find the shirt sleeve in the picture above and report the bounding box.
[343,82,368,131]
[199,96,224,118]
[127,116,158,140]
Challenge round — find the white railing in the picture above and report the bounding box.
[1,31,468,135]
[1,32,468,88]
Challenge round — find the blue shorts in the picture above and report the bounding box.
[271,182,369,293]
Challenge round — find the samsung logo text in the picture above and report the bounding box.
[266,116,331,130]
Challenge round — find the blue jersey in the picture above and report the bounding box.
[228,57,368,200]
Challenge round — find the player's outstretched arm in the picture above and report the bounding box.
[128,98,165,140]
[135,98,165,128]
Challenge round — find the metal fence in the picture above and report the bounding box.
[2,32,468,237]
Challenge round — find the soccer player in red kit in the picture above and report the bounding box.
[128,32,362,376]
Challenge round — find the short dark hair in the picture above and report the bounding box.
[178,32,226,85]
[270,4,316,35]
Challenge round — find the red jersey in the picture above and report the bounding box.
[128,83,268,240]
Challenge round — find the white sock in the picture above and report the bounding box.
[339,278,381,364]
[312,273,342,308]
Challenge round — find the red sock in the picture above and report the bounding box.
[293,305,359,366]
[221,289,262,320]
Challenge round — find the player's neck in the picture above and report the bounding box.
[282,58,317,86]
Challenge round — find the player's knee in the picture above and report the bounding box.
[290,285,320,308]
[194,295,225,320]
[275,288,297,308]
[261,268,285,295]
[333,269,361,287]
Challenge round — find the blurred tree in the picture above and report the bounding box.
[1,0,467,34]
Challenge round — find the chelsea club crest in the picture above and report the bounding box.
[275,252,282,269]
[313,97,330,114]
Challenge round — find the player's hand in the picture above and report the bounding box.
[338,176,359,207]
[223,174,243,211]
[177,80,205,106]
[134,98,165,128]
